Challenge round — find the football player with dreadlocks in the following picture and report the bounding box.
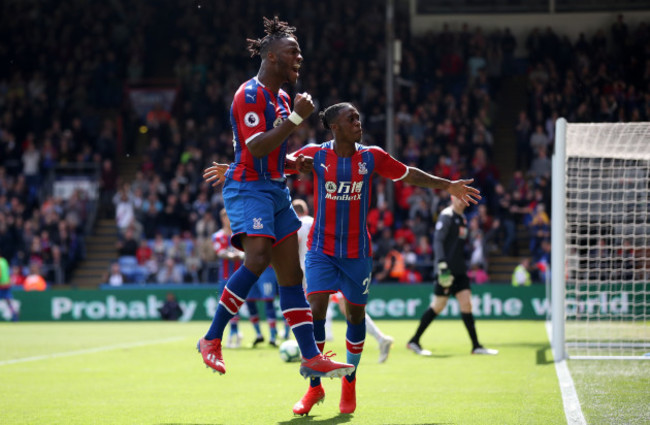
[196,17,354,382]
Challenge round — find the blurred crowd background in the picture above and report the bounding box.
[0,0,648,289]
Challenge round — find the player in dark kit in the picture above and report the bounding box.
[196,16,354,381]
[407,196,498,356]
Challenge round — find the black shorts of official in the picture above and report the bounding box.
[434,273,471,297]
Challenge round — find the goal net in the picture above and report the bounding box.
[551,119,650,360]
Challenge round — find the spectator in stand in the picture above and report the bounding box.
[105,262,125,287]
[376,245,406,283]
[401,262,423,284]
[468,263,489,284]
[529,148,552,181]
[515,111,532,170]
[528,203,550,259]
[141,200,162,240]
[468,216,487,270]
[510,187,532,231]
[99,159,119,219]
[394,224,416,249]
[529,124,550,155]
[512,258,532,287]
[476,204,499,254]
[136,239,153,266]
[493,184,516,256]
[617,239,636,281]
[166,233,188,266]
[157,257,184,284]
[114,188,136,235]
[184,247,203,283]
[367,201,394,237]
[21,138,41,200]
[10,265,26,287]
[117,227,139,257]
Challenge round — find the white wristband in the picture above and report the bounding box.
[288,111,303,126]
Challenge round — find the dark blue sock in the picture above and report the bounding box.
[229,319,239,335]
[279,284,319,359]
[205,266,258,340]
[310,319,326,388]
[265,300,278,341]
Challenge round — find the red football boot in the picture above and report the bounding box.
[339,377,356,414]
[299,351,355,379]
[292,384,325,416]
[197,337,226,375]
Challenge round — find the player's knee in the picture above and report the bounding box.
[459,301,473,312]
[346,306,365,324]
[307,294,329,319]
[243,253,271,275]
[431,298,447,313]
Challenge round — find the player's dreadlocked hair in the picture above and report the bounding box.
[319,103,354,130]
[246,16,297,58]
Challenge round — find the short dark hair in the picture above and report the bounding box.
[319,103,354,130]
[246,16,297,58]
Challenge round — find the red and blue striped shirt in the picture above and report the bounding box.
[225,77,291,182]
[292,141,409,258]
[212,230,242,282]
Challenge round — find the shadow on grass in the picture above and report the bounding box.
[277,413,352,425]
[483,341,554,364]
[535,344,554,365]
[277,416,452,425]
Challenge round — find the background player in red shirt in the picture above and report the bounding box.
[212,208,244,348]
[196,17,354,383]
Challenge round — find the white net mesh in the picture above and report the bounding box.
[564,122,650,358]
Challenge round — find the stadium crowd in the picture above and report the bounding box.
[0,1,157,285]
[1,0,648,287]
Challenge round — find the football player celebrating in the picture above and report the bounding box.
[288,102,480,415]
[196,16,354,382]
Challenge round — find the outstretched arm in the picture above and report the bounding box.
[402,167,481,206]
[285,154,314,175]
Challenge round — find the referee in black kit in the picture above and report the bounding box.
[407,196,498,356]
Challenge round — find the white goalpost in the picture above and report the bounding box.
[551,118,650,360]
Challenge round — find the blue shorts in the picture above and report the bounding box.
[305,251,373,306]
[223,178,301,251]
[0,288,12,299]
[247,267,278,300]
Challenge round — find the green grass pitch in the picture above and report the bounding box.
[0,321,647,424]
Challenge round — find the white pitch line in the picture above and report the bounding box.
[0,336,186,366]
[546,321,587,425]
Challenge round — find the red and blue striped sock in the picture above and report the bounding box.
[205,266,258,340]
[345,320,365,383]
[247,301,262,336]
[280,284,319,360]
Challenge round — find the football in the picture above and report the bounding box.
[278,340,301,362]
